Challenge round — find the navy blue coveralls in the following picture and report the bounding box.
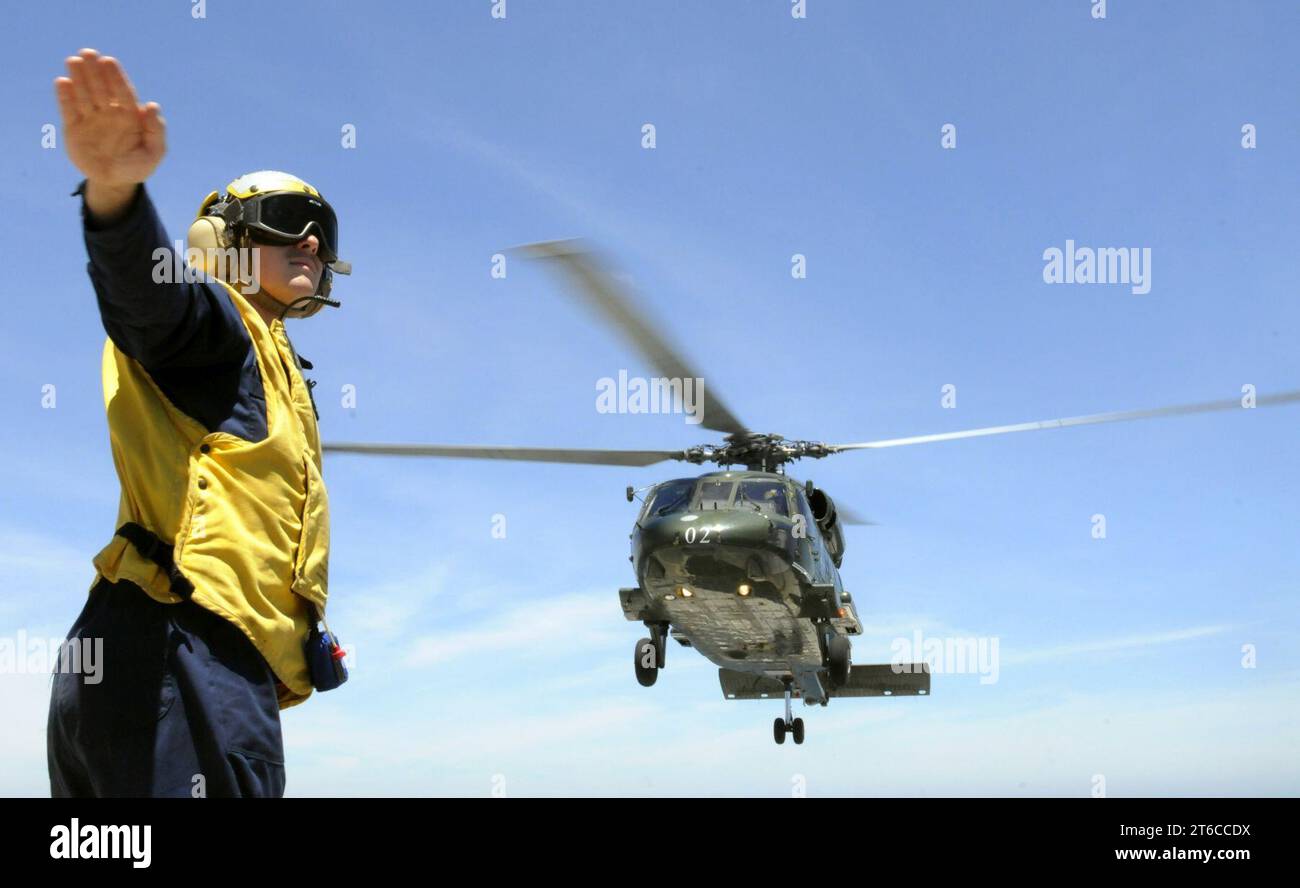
[47,183,305,798]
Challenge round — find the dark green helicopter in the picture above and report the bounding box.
[324,241,1300,745]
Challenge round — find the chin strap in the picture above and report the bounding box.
[277,293,341,322]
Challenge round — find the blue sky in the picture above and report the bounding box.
[2,0,1298,796]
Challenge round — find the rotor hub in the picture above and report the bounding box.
[680,433,835,471]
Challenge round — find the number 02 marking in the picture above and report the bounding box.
[684,526,714,544]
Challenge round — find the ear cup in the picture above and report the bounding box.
[185,216,232,280]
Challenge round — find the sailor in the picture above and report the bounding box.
[46,48,350,798]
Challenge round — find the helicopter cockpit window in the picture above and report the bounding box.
[644,478,695,518]
[738,480,790,517]
[695,480,736,510]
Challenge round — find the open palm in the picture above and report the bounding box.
[54,48,165,187]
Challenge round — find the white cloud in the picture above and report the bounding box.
[1002,624,1234,665]
[403,593,621,667]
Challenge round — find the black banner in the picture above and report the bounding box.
[3,798,1286,872]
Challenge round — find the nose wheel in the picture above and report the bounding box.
[634,637,658,686]
[773,682,805,745]
[633,622,669,687]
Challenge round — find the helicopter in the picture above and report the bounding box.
[323,240,1300,745]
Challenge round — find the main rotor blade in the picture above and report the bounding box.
[830,389,1300,452]
[321,442,683,467]
[513,239,749,437]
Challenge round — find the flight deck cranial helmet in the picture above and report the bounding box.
[186,170,352,318]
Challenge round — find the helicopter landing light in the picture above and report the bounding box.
[676,586,694,598]
[737,584,752,597]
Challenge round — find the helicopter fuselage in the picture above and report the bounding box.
[621,470,861,703]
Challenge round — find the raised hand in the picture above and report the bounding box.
[54,49,166,221]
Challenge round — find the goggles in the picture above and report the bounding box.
[236,192,341,264]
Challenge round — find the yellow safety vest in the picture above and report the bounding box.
[89,278,330,710]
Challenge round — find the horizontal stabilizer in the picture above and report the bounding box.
[719,671,788,700]
[719,663,930,701]
[833,663,930,697]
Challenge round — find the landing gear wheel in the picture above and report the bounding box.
[773,717,787,745]
[791,718,805,745]
[634,638,658,687]
[828,635,851,687]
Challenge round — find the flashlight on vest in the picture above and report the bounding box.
[305,606,349,692]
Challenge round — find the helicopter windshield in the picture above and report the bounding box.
[695,480,736,510]
[645,478,695,517]
[737,480,789,517]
